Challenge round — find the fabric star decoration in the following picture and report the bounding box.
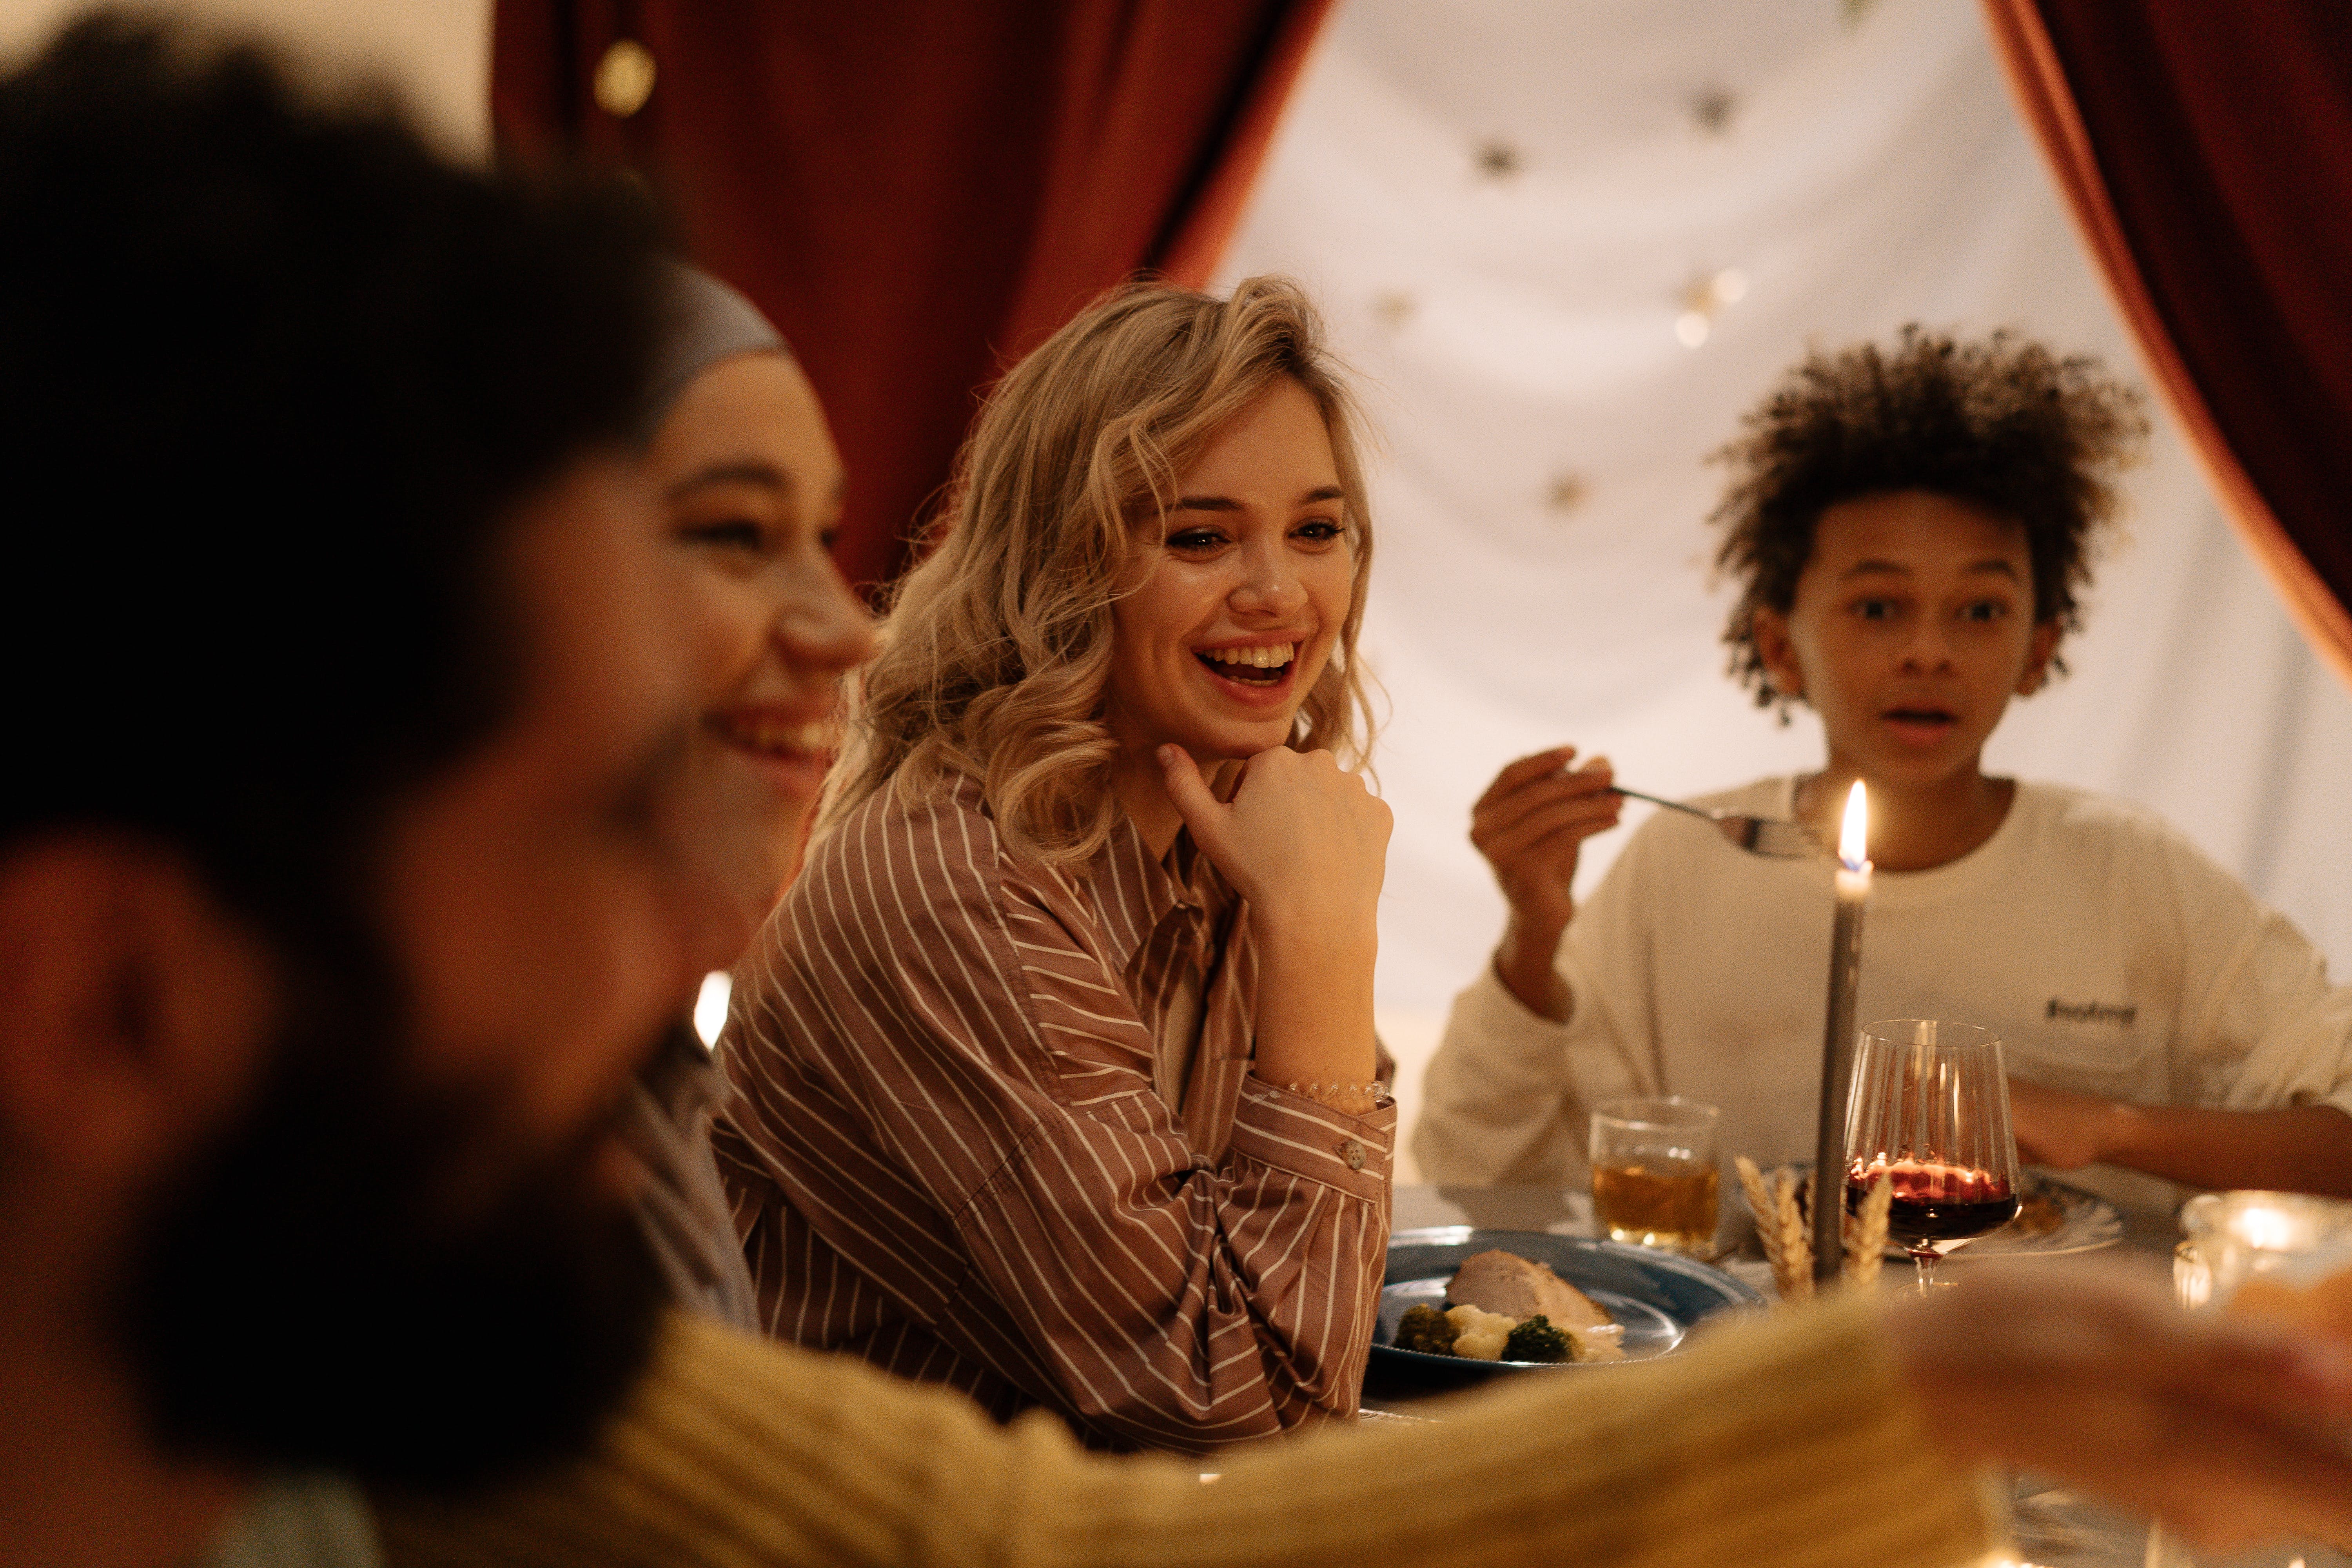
[1372,290,1418,330]
[1674,268,1749,347]
[1690,85,1735,135]
[1474,139,1522,179]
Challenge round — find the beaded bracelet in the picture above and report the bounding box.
[1283,1080,1394,1114]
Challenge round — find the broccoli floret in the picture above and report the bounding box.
[1392,1303,1458,1355]
[1501,1314,1573,1363]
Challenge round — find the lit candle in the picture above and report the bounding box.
[2234,1201,2301,1255]
[1812,781,1871,1282]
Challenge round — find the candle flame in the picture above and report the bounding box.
[2235,1204,2301,1252]
[1839,781,1869,870]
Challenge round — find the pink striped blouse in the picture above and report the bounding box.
[711,774,1394,1454]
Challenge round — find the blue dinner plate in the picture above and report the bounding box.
[1373,1227,1763,1374]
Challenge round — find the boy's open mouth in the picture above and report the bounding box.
[1196,641,1297,688]
[1882,705,1958,739]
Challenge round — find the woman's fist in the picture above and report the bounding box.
[1160,743,1389,935]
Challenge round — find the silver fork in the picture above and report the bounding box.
[1608,787,1822,858]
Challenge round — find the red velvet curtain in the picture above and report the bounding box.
[493,1,1331,595]
[1984,1,2352,689]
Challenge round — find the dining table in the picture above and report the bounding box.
[1367,1181,2338,1568]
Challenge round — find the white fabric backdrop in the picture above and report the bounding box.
[1213,0,2352,1169]
[7,0,2346,1171]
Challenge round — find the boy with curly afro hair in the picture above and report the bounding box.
[1417,329,2352,1218]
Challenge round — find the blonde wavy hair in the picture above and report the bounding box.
[822,275,1377,867]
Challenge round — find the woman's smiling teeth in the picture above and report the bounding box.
[710,712,831,757]
[1197,641,1298,686]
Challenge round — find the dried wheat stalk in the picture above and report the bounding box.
[1772,1167,1815,1303]
[1735,1155,1812,1302]
[1734,1154,1775,1253]
[1842,1171,1892,1287]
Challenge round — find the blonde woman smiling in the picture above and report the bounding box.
[711,278,1393,1453]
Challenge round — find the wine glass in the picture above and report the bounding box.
[1842,1020,2022,1290]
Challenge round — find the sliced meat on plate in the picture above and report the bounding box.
[1446,1249,1615,1330]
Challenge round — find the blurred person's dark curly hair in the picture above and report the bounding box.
[0,11,679,1489]
[1710,327,2148,710]
[0,11,667,948]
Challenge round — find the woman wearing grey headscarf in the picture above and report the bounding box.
[622,266,873,1329]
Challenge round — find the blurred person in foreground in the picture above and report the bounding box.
[0,12,727,1565]
[3,18,2348,1568]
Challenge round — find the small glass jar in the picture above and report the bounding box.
[2178,1190,2352,1308]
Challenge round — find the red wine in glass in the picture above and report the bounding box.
[1840,1021,2022,1290]
[1846,1159,2020,1263]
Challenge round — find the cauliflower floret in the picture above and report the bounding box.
[1444,1303,1518,1361]
[1566,1322,1627,1363]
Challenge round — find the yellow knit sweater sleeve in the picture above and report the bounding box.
[377,1295,1996,1568]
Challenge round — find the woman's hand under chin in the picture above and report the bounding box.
[1158,744,1387,932]
[1159,743,1389,1089]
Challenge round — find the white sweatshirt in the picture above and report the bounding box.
[1414,778,2352,1219]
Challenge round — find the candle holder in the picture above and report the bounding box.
[1811,782,1871,1283]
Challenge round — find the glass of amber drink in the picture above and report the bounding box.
[1589,1096,1720,1254]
